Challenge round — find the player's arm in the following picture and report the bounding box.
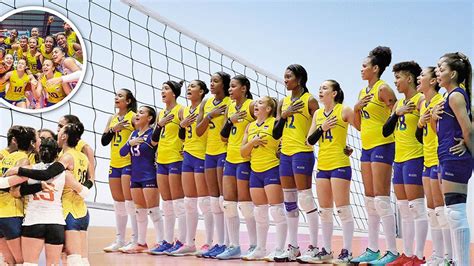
[449,92,472,152]
[101,115,115,146]
[382,101,399,137]
[178,107,186,140]
[306,110,321,145]
[195,98,209,137]
[272,99,285,139]
[307,95,319,117]
[65,171,90,199]
[0,71,13,85]
[62,80,72,95]
[378,84,397,110]
[0,175,28,189]
[81,144,96,182]
[33,77,44,99]
[240,124,253,158]
[220,107,231,142]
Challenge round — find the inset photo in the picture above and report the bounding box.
[0,6,87,113]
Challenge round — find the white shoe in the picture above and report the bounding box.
[296,245,319,263]
[274,244,301,262]
[103,240,125,252]
[420,254,443,265]
[118,241,137,253]
[241,247,267,261]
[264,248,285,262]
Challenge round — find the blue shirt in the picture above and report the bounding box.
[120,127,156,182]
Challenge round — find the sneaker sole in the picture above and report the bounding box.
[274,257,296,263]
[103,249,121,253]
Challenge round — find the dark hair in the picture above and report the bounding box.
[39,138,59,163]
[38,128,57,141]
[368,46,392,78]
[44,35,56,46]
[214,72,231,96]
[193,79,209,100]
[10,126,36,151]
[442,52,472,104]
[53,46,66,55]
[62,115,81,125]
[63,122,84,148]
[286,64,309,93]
[7,125,21,146]
[142,105,157,125]
[232,75,253,99]
[326,79,344,104]
[119,88,137,112]
[164,80,184,99]
[392,61,422,86]
[426,66,441,92]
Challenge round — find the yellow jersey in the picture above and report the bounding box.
[62,148,89,219]
[39,44,52,60]
[359,80,395,150]
[314,104,350,170]
[0,151,28,218]
[37,37,44,47]
[76,139,87,153]
[421,93,444,167]
[67,31,77,44]
[157,104,184,164]
[5,70,29,101]
[110,110,135,168]
[26,51,40,75]
[4,37,17,55]
[66,43,82,64]
[281,92,314,156]
[394,93,424,163]
[42,71,66,104]
[183,104,207,160]
[247,117,280,172]
[226,99,254,163]
[0,148,10,160]
[17,48,28,60]
[204,96,231,155]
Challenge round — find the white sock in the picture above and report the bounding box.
[114,201,127,243]
[365,197,380,251]
[307,210,319,248]
[136,208,148,245]
[270,204,287,250]
[428,208,444,257]
[185,197,198,246]
[398,200,414,256]
[198,196,214,245]
[210,197,225,245]
[375,196,397,254]
[287,215,299,247]
[239,201,257,247]
[173,198,187,242]
[224,201,240,246]
[337,205,354,252]
[220,196,230,246]
[162,200,175,243]
[446,203,470,266]
[125,200,138,243]
[148,206,164,243]
[436,206,453,259]
[82,257,90,266]
[319,208,333,252]
[254,205,269,250]
[409,198,428,258]
[66,254,82,266]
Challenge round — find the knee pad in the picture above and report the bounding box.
[435,206,449,228]
[254,205,269,224]
[210,197,222,214]
[446,203,469,230]
[283,188,299,217]
[397,200,412,220]
[125,200,136,216]
[198,196,211,214]
[185,197,198,214]
[298,189,317,213]
[270,204,286,224]
[409,198,427,220]
[444,192,467,206]
[427,208,440,228]
[162,200,174,216]
[364,197,377,216]
[223,201,239,218]
[173,198,185,216]
[114,201,127,216]
[319,207,333,222]
[238,201,254,219]
[374,196,394,218]
[136,208,148,222]
[148,206,163,223]
[336,205,354,223]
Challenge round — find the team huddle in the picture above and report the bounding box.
[0,46,471,266]
[0,16,83,109]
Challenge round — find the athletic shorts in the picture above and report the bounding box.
[0,91,5,98]
[205,153,226,169]
[130,178,157,188]
[156,161,182,175]
[182,152,205,173]
[250,166,280,188]
[45,101,58,108]
[393,157,424,185]
[316,166,352,180]
[360,142,395,164]
[109,165,132,179]
[4,98,26,105]
[0,217,22,240]
[439,159,472,184]
[423,165,439,180]
[279,151,315,177]
[22,224,65,245]
[65,212,89,231]
[223,161,251,181]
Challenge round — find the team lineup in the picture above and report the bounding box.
[0,46,472,265]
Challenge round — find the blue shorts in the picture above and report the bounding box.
[0,217,23,240]
[361,143,395,164]
[423,165,439,180]
[156,161,183,175]
[182,152,205,173]
[317,166,352,180]
[250,166,281,188]
[279,152,315,177]
[223,161,251,181]
[439,159,472,184]
[205,153,226,169]
[4,98,26,105]
[109,165,132,179]
[393,157,424,185]
[65,212,89,231]
[0,91,5,98]
[131,179,157,188]
[45,101,58,107]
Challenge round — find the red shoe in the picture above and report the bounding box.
[387,253,411,266]
[402,255,426,266]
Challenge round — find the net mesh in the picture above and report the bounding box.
[0,0,396,234]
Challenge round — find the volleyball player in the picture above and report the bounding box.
[0,125,18,161]
[306,80,355,263]
[50,47,82,89]
[195,72,231,258]
[218,75,257,259]
[55,33,82,63]
[25,37,41,76]
[171,80,212,256]
[39,36,55,62]
[382,61,426,265]
[272,64,320,263]
[1,59,37,108]
[34,59,71,107]
[0,53,14,99]
[240,96,287,261]
[102,89,138,253]
[432,52,472,266]
[119,106,162,254]
[351,46,399,264]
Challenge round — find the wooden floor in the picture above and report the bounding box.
[87,227,474,265]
